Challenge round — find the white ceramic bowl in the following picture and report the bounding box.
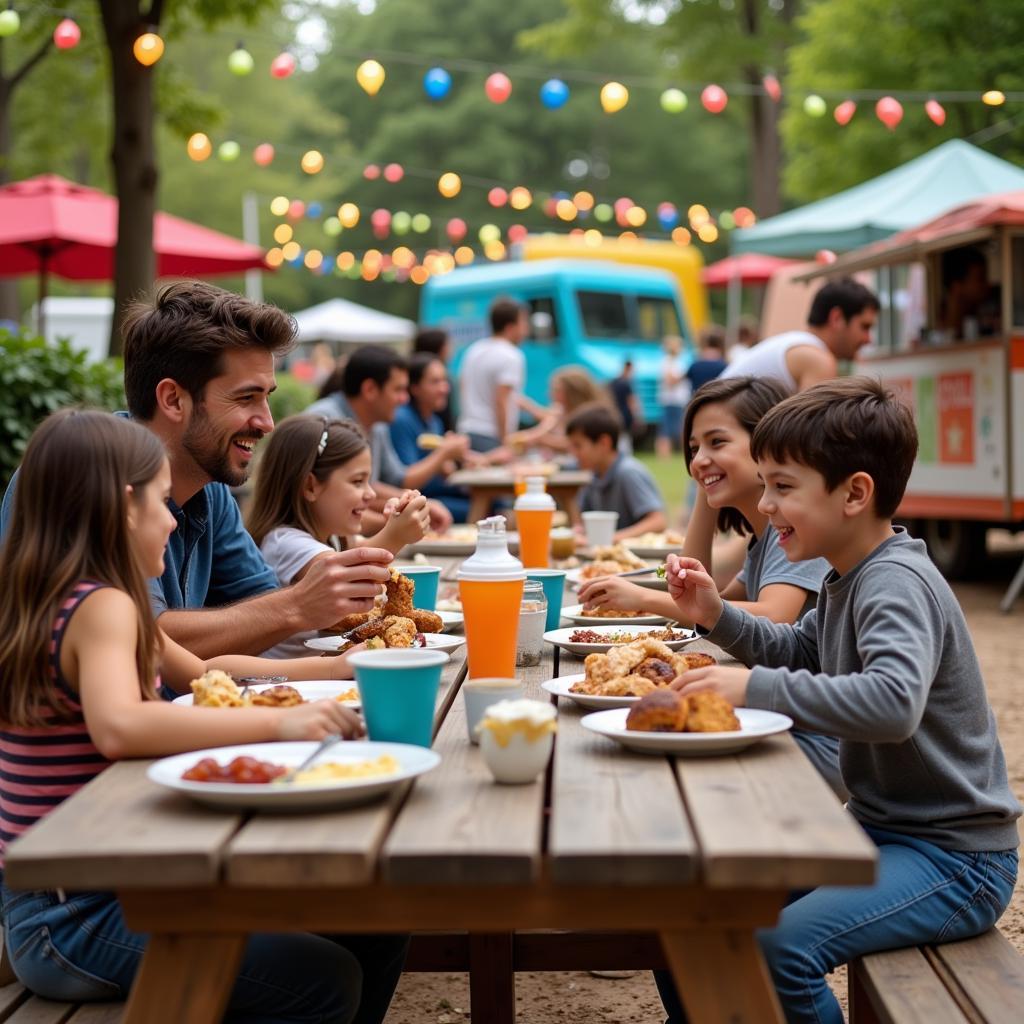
[479,728,554,784]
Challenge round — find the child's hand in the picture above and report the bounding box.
[665,554,723,630]
[327,645,365,679]
[380,491,430,549]
[275,700,365,741]
[577,576,648,612]
[670,665,751,708]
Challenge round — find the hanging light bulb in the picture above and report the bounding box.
[133,31,165,67]
[186,133,212,162]
[356,59,386,96]
[0,6,20,38]
[53,18,81,50]
[228,44,255,76]
[270,52,296,79]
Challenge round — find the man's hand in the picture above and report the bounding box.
[291,547,393,630]
[427,498,453,532]
[665,554,723,631]
[670,665,751,708]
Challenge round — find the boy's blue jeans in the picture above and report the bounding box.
[1,884,408,1024]
[655,827,1018,1024]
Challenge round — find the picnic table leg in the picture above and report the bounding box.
[123,932,246,1024]
[660,928,784,1023]
[469,933,515,1024]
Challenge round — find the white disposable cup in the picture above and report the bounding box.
[463,678,525,744]
[582,511,619,547]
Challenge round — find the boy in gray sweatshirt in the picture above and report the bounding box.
[657,377,1020,1024]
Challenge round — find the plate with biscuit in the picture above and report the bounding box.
[581,695,792,756]
[561,604,669,627]
[544,625,697,657]
[173,673,362,709]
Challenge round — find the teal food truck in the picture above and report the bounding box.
[419,259,692,422]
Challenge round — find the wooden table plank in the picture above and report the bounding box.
[674,732,877,889]
[4,761,240,891]
[225,651,468,887]
[381,653,554,886]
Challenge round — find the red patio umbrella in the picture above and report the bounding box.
[0,174,268,330]
[701,252,798,287]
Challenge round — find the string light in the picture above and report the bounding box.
[133,32,164,67]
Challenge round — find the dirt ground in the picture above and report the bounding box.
[385,539,1024,1023]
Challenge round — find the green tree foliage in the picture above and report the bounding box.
[781,0,1024,201]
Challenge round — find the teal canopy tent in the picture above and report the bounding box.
[732,140,1024,257]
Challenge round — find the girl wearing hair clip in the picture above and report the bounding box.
[247,415,430,657]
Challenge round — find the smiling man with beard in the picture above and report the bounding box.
[1,282,393,663]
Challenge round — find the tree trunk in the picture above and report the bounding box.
[748,85,782,218]
[0,69,20,325]
[99,1,157,357]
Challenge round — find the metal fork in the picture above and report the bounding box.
[236,675,288,700]
[280,733,343,784]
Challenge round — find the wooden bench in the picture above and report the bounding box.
[849,929,1024,1024]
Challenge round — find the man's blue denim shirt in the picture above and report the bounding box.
[0,435,278,615]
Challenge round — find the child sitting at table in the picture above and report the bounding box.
[247,415,430,657]
[578,376,841,795]
[0,409,407,1022]
[659,377,1021,1024]
[566,403,667,541]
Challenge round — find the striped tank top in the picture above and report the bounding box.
[0,582,112,864]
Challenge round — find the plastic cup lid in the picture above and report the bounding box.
[457,516,526,582]
[514,476,556,511]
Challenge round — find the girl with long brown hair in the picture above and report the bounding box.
[247,415,428,657]
[0,409,406,1020]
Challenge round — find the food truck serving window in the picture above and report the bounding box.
[872,263,927,354]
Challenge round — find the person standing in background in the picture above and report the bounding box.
[686,325,729,393]
[609,359,643,454]
[655,334,690,458]
[727,315,760,364]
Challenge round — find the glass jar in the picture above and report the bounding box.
[515,580,548,667]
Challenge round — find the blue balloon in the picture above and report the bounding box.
[540,78,570,110]
[657,208,680,231]
[306,201,323,219]
[424,67,451,101]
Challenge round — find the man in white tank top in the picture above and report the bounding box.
[722,278,879,392]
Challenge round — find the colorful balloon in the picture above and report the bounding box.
[424,67,451,100]
[53,19,81,50]
[253,143,275,167]
[488,187,508,208]
[392,211,412,235]
[270,52,296,79]
[660,88,687,113]
[446,218,468,243]
[370,209,391,239]
[875,96,903,130]
[363,164,381,181]
[803,94,827,118]
[186,133,212,162]
[288,200,306,220]
[411,213,431,233]
[357,59,385,96]
[600,82,629,114]
[834,100,857,126]
[228,46,254,76]
[925,99,946,126]
[507,224,528,244]
[133,32,164,66]
[438,172,462,198]
[301,150,324,174]
[540,79,570,110]
[485,72,512,104]
[383,163,404,183]
[763,74,782,102]
[701,85,728,114]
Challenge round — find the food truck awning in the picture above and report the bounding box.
[795,189,1024,281]
[732,140,1024,257]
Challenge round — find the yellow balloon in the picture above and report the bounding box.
[438,172,462,198]
[600,81,629,114]
[357,59,386,96]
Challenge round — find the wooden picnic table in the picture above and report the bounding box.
[446,467,592,524]
[4,558,877,1023]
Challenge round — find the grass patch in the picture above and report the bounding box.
[634,450,689,524]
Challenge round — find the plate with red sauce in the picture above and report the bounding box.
[147,741,441,811]
[543,625,697,657]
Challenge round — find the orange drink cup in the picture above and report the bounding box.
[514,476,556,569]
[457,516,527,680]
[513,477,527,497]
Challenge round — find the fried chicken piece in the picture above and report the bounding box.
[333,609,378,633]
[570,672,656,697]
[383,568,415,617]
[626,690,689,732]
[584,638,676,686]
[248,685,304,708]
[685,691,741,733]
[350,614,416,646]
[407,608,443,634]
[672,651,716,673]
[634,657,675,684]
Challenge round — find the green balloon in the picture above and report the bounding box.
[323,217,342,237]
[411,213,431,233]
[228,48,254,76]
[0,10,21,37]
[217,141,241,162]
[594,204,613,223]
[803,94,827,118]
[660,88,688,114]
[392,211,412,235]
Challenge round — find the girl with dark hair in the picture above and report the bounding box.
[0,409,406,1021]
[247,415,430,656]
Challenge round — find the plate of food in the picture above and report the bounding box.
[561,604,669,627]
[581,694,792,756]
[621,531,686,559]
[544,625,697,657]
[438,610,464,632]
[173,673,362,709]
[404,525,478,556]
[147,740,441,811]
[540,641,715,709]
[305,632,465,655]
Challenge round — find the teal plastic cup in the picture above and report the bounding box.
[349,649,448,747]
[526,569,567,631]
[401,565,442,611]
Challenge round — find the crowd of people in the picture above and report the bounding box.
[0,275,1017,1024]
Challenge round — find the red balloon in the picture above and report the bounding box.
[763,74,781,103]
[363,164,381,180]
[270,53,296,79]
[253,143,275,167]
[446,218,467,242]
[488,187,508,207]
[701,84,728,114]
[54,18,81,50]
[485,72,512,104]
[383,163,404,183]
[925,99,946,126]
[833,100,857,126]
[875,96,904,130]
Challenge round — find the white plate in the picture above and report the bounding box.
[406,532,519,557]
[304,633,465,655]
[438,610,464,633]
[148,740,440,811]
[560,604,669,627]
[621,543,683,559]
[540,674,643,710]
[173,680,361,709]
[580,707,793,756]
[543,625,697,657]
[566,566,665,592]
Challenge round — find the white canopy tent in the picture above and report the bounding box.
[291,297,415,348]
